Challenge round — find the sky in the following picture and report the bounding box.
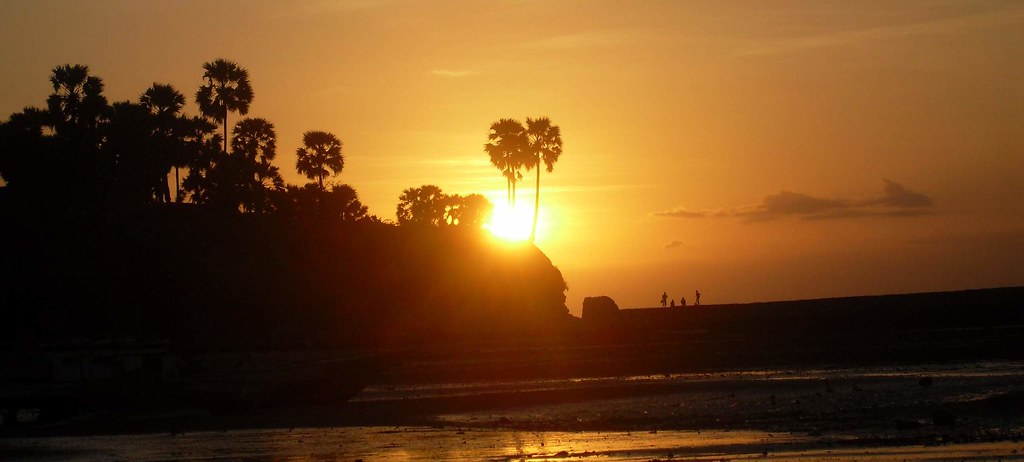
[2,0,1022,314]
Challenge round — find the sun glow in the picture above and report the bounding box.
[486,204,535,242]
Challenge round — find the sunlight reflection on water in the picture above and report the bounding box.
[355,361,1024,402]
[0,426,802,461]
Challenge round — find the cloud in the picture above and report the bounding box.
[874,179,934,208]
[760,191,848,216]
[656,180,933,222]
[665,240,683,249]
[430,69,477,78]
[524,30,644,50]
[655,209,707,219]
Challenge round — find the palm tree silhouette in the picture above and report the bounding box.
[396,184,446,226]
[195,59,253,154]
[140,83,185,120]
[485,118,528,207]
[231,118,276,163]
[232,118,281,212]
[525,117,562,243]
[140,83,186,200]
[47,64,108,138]
[295,130,344,190]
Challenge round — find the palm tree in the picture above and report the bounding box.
[140,83,185,120]
[179,117,221,204]
[195,59,254,153]
[484,118,527,207]
[231,118,276,163]
[444,193,493,227]
[231,117,280,212]
[47,64,108,139]
[47,65,108,201]
[396,184,446,226]
[295,130,344,190]
[525,117,562,243]
[140,83,186,200]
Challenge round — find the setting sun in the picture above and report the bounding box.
[486,204,535,242]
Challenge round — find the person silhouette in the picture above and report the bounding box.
[695,290,701,306]
[670,299,676,308]
[681,296,686,307]
[661,292,668,307]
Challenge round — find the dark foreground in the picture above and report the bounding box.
[2,287,1023,459]
[2,361,1023,461]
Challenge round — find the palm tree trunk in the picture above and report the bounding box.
[530,155,540,243]
[174,166,180,202]
[507,177,511,207]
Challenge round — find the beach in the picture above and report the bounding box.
[4,426,1023,461]
[3,361,1022,461]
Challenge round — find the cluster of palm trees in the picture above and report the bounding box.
[485,117,563,243]
[1,61,567,238]
[396,184,492,227]
[0,60,359,219]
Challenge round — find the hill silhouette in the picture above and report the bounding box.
[0,203,570,350]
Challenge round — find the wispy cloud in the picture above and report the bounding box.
[430,69,478,78]
[655,180,934,222]
[665,240,683,249]
[524,30,644,50]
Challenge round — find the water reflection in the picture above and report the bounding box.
[0,426,795,461]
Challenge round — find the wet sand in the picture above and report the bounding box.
[2,426,1022,461]
[3,361,1022,460]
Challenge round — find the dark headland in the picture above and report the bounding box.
[1,204,1022,438]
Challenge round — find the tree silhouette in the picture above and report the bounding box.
[0,107,52,193]
[322,184,368,221]
[46,65,109,202]
[104,101,167,203]
[295,130,344,190]
[140,83,186,202]
[140,83,185,120]
[231,118,276,163]
[525,117,562,243]
[195,59,253,154]
[444,193,493,227]
[485,119,528,207]
[47,64,108,139]
[231,117,281,212]
[179,116,221,204]
[397,184,447,226]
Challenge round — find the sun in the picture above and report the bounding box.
[486,204,534,242]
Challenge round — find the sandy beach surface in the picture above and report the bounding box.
[3,361,1023,461]
[2,426,1023,461]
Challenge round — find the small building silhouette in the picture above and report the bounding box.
[582,296,620,323]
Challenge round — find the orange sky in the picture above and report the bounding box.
[2,1,1022,314]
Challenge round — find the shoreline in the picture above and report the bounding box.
[2,426,1023,461]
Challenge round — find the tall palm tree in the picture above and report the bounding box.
[484,118,527,207]
[195,59,254,153]
[525,117,562,243]
[295,130,344,190]
[140,83,186,200]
